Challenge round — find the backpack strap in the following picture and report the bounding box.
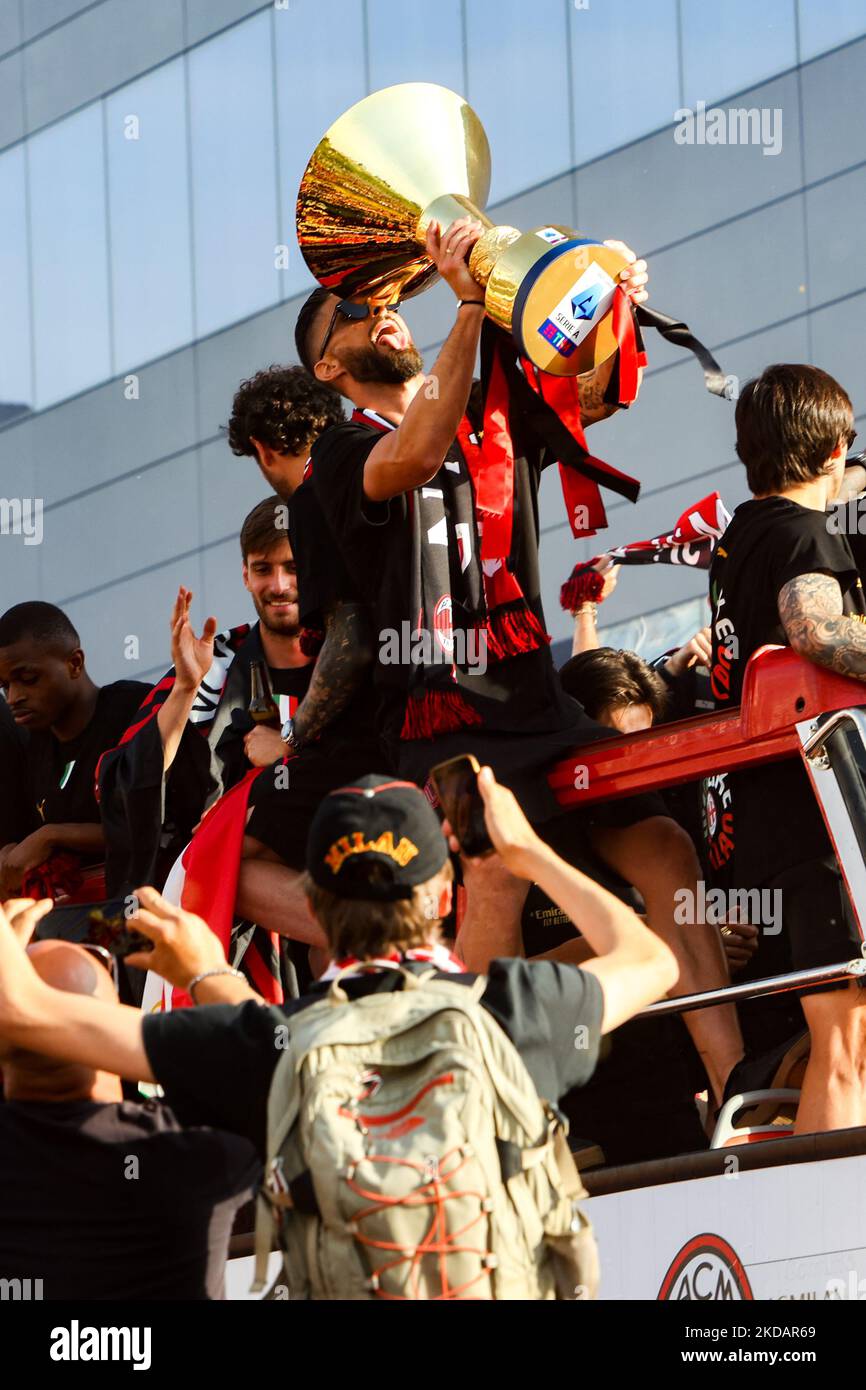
[327,960,435,1004]
[251,1036,306,1293]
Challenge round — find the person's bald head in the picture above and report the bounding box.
[0,941,121,1103]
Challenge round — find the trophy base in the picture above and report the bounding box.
[485,228,629,377]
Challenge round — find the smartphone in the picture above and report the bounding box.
[84,907,153,960]
[429,753,493,858]
[34,900,152,960]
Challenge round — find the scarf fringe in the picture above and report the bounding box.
[559,567,605,613]
[483,604,551,662]
[400,687,483,741]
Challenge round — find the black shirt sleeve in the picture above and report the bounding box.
[289,479,360,629]
[480,958,604,1103]
[310,422,408,601]
[142,1001,298,1154]
[771,511,860,598]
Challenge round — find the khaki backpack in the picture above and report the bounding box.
[252,962,599,1300]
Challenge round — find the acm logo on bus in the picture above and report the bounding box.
[658,1233,754,1300]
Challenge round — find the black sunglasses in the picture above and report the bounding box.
[80,942,120,988]
[846,428,858,450]
[318,298,402,362]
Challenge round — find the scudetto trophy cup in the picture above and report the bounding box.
[296,82,629,377]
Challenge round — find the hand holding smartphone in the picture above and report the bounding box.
[34,900,153,960]
[429,753,493,858]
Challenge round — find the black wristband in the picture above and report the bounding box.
[458,299,486,308]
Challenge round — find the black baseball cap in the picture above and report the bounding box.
[306,774,448,901]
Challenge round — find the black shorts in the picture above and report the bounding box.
[245,740,391,870]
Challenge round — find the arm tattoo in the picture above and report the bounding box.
[577,354,618,426]
[292,600,374,744]
[778,572,866,680]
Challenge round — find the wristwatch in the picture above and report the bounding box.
[280,716,299,753]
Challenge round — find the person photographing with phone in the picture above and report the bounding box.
[0,768,675,1300]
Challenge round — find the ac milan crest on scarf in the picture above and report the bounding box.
[559,492,732,610]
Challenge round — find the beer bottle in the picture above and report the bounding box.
[248,660,278,727]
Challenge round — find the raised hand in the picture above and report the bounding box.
[170,587,218,693]
[425,217,486,303]
[2,897,53,947]
[665,625,712,676]
[124,884,227,988]
[604,239,649,305]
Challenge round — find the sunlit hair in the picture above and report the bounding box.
[303,861,453,959]
[239,497,291,562]
[227,363,343,458]
[559,646,669,723]
[735,363,854,495]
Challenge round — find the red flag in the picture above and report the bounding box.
[148,767,284,1010]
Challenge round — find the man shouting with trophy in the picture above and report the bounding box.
[290,83,743,1118]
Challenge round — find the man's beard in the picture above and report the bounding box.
[338,342,424,385]
[256,600,300,637]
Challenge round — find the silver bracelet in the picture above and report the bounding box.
[187,967,245,1004]
[574,602,598,619]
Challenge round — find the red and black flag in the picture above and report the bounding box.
[560,492,732,610]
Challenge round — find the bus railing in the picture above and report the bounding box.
[547,645,866,1018]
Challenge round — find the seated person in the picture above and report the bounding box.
[0,602,148,903]
[0,769,678,1300]
[558,646,670,732]
[532,647,708,1162]
[0,923,257,1300]
[708,362,866,1133]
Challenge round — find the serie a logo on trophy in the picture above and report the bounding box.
[296,82,633,379]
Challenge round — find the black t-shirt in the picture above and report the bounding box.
[706,496,865,885]
[287,477,383,756]
[26,681,149,849]
[0,1097,258,1299]
[309,416,587,748]
[0,698,37,844]
[142,959,603,1156]
[266,662,314,706]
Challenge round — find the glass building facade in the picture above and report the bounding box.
[1,0,865,677]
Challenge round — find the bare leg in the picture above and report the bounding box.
[236,836,327,948]
[590,816,743,1108]
[796,986,866,1134]
[455,857,530,972]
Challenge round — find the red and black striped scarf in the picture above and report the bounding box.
[96,623,296,1004]
[351,406,550,740]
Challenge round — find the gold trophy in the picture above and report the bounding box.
[296,83,630,378]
